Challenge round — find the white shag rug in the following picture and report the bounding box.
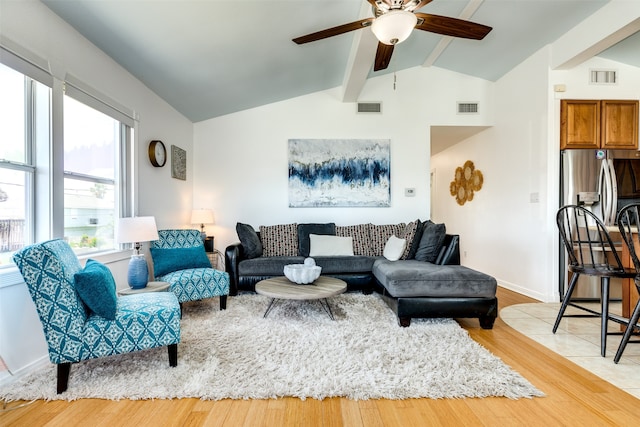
[0,293,543,401]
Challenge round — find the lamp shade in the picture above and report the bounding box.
[371,10,418,45]
[117,216,158,289]
[190,209,214,225]
[117,216,159,244]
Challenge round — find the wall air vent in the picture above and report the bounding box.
[357,102,382,113]
[457,102,479,114]
[590,69,617,85]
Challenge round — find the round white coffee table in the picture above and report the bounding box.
[255,276,347,320]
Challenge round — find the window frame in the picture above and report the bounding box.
[61,92,130,255]
[0,44,137,269]
[0,56,46,264]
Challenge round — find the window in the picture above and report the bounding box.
[0,62,47,267]
[63,95,123,254]
[0,46,134,267]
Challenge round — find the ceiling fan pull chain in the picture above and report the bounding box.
[393,71,397,90]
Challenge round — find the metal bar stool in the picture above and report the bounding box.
[614,204,640,363]
[554,205,636,357]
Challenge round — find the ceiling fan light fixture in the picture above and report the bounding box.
[371,10,418,45]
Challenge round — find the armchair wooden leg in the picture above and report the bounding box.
[220,295,227,310]
[168,344,178,367]
[57,363,71,394]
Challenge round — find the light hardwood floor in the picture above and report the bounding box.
[2,287,639,426]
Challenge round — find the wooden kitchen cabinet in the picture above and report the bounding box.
[602,100,639,149]
[560,100,600,149]
[560,99,639,150]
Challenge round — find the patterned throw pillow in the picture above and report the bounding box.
[369,223,406,257]
[260,223,299,256]
[336,224,374,256]
[405,219,424,260]
[399,220,420,260]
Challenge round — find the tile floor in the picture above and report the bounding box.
[501,302,640,399]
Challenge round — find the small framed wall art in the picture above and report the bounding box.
[171,145,186,180]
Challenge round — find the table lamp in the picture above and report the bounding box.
[191,209,214,240]
[117,216,159,289]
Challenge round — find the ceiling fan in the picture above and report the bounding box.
[293,0,492,71]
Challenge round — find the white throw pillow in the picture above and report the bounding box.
[383,235,407,261]
[309,234,354,256]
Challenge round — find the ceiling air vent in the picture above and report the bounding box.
[457,102,479,114]
[357,102,382,113]
[590,69,617,85]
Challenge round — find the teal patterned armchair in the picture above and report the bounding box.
[150,229,230,310]
[12,239,181,394]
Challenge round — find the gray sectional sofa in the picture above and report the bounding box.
[225,220,498,328]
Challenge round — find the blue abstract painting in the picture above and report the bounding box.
[288,139,390,207]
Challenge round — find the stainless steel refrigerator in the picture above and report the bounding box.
[559,149,622,300]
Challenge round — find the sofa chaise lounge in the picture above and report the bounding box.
[225,220,497,328]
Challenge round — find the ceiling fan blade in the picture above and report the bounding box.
[414,13,492,40]
[292,18,374,44]
[374,42,394,71]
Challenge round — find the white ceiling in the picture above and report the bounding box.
[41,0,639,123]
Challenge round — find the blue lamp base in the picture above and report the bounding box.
[128,254,149,289]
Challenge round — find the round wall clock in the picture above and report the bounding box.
[148,140,166,167]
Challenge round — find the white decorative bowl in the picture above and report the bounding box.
[284,264,321,284]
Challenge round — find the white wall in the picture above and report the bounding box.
[432,46,554,301]
[552,57,640,100]
[432,49,640,303]
[432,2,640,303]
[0,0,193,379]
[193,66,494,252]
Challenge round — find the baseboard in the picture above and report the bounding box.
[0,355,49,388]
[497,281,554,303]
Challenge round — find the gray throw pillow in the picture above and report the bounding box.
[236,222,263,259]
[298,223,336,257]
[414,220,446,263]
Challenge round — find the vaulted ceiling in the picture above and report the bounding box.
[41,0,639,123]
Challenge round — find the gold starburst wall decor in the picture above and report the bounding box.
[449,160,484,205]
